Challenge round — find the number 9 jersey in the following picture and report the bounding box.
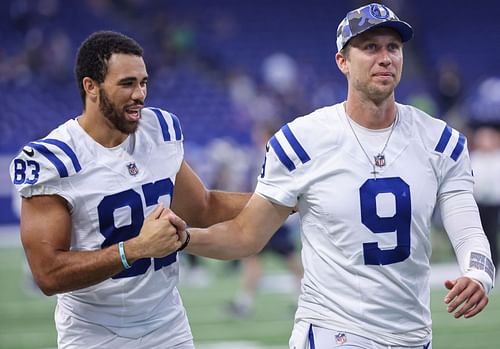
[9,107,192,343]
[255,103,492,347]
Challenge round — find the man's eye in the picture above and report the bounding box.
[388,43,400,51]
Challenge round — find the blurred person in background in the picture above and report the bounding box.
[9,31,249,349]
[468,77,500,278]
[226,122,303,318]
[182,138,249,288]
[470,126,500,274]
[182,3,495,349]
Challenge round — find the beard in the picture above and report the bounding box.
[99,89,140,134]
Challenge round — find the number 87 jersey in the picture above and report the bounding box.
[255,102,474,346]
[9,107,190,340]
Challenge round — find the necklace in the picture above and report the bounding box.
[345,110,398,179]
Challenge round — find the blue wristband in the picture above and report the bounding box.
[118,241,132,269]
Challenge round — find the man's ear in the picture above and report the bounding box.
[335,52,349,75]
[82,77,99,103]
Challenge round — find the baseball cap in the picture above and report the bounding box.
[336,3,413,52]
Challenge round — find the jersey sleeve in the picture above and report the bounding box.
[9,139,81,202]
[434,124,474,195]
[439,190,495,294]
[143,107,184,143]
[255,123,311,207]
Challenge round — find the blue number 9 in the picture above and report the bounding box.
[359,177,411,265]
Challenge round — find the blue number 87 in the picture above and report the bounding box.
[360,177,411,265]
[98,178,176,279]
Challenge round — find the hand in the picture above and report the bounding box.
[444,276,488,319]
[129,203,187,259]
[159,205,187,233]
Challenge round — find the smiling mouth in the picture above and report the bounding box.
[125,107,143,122]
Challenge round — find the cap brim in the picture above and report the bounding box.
[369,20,414,42]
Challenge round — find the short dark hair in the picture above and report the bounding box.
[75,31,144,107]
[340,44,351,59]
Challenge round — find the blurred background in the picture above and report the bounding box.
[1,0,500,348]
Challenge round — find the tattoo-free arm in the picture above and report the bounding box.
[185,194,293,259]
[171,161,250,227]
[21,195,184,296]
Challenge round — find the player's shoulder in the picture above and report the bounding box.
[140,107,183,143]
[267,104,342,172]
[10,120,83,194]
[399,103,467,162]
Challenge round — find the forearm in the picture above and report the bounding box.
[185,193,293,260]
[206,191,251,224]
[27,238,147,295]
[186,220,263,260]
[192,191,251,227]
[439,190,495,293]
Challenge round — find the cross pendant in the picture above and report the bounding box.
[370,165,379,179]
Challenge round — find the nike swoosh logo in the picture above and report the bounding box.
[22,147,34,157]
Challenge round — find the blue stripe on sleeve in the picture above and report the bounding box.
[434,125,452,153]
[170,113,182,140]
[38,139,81,173]
[28,142,69,178]
[282,124,310,164]
[269,136,295,171]
[450,133,466,161]
[150,107,171,141]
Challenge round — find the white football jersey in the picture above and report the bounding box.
[256,102,474,346]
[10,107,192,343]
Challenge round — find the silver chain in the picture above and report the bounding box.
[345,109,398,178]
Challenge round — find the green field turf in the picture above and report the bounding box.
[0,247,498,349]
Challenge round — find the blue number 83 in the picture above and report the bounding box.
[359,177,411,265]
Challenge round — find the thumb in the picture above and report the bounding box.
[169,214,187,232]
[145,202,164,221]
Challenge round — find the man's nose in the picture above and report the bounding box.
[132,85,146,101]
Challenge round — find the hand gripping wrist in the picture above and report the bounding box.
[177,229,191,252]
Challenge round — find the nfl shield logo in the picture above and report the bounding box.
[127,162,139,176]
[374,154,386,167]
[335,332,347,345]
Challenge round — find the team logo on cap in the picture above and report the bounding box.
[370,3,390,19]
[126,162,139,176]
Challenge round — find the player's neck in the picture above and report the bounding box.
[344,97,397,130]
[78,111,128,148]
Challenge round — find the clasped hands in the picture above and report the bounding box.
[134,203,188,258]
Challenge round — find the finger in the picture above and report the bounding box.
[448,279,484,316]
[446,282,473,313]
[160,208,187,231]
[444,279,456,291]
[145,202,164,221]
[453,290,482,318]
[169,215,187,231]
[444,279,464,304]
[464,297,489,318]
[159,206,172,219]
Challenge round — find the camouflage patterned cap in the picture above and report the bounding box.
[336,3,413,52]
